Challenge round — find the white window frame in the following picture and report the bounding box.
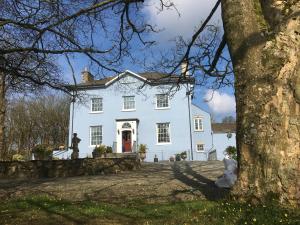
[155,94,170,109]
[90,126,102,146]
[196,143,205,152]
[90,98,103,113]
[156,123,171,145]
[122,96,135,111]
[194,116,204,131]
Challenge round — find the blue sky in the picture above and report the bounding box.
[60,0,236,122]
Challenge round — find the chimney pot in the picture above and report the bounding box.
[181,60,189,77]
[81,68,94,83]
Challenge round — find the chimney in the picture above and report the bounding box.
[81,67,94,83]
[181,60,189,77]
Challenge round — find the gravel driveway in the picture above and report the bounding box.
[0,161,228,203]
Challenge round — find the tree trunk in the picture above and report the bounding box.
[221,0,300,205]
[0,71,6,160]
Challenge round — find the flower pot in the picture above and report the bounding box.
[139,153,146,162]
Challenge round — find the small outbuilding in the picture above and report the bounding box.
[212,123,236,160]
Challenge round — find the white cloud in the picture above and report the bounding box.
[144,0,221,40]
[204,89,236,115]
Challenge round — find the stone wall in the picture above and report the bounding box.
[0,154,140,179]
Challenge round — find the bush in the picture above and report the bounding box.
[175,154,181,161]
[224,146,237,160]
[93,145,107,155]
[106,146,113,153]
[138,144,147,154]
[92,145,113,158]
[180,151,187,160]
[32,144,53,160]
[12,154,25,161]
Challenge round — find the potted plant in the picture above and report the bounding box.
[105,146,113,157]
[138,144,147,162]
[180,151,187,160]
[175,153,181,161]
[106,146,113,153]
[92,145,106,158]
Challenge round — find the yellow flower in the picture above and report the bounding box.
[253,218,256,222]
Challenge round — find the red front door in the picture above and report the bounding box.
[122,131,132,152]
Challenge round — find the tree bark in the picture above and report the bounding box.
[221,0,300,205]
[0,71,6,160]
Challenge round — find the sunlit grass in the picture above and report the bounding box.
[0,195,299,225]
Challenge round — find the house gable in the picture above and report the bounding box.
[105,70,147,87]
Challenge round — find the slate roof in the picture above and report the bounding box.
[67,71,194,90]
[212,123,236,133]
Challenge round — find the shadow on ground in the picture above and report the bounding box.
[171,161,229,201]
[0,161,228,203]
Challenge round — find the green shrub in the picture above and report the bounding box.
[106,146,113,153]
[224,146,237,160]
[175,154,181,161]
[32,144,53,160]
[12,154,25,161]
[93,145,106,154]
[180,151,187,159]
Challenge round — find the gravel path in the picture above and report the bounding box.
[0,161,228,203]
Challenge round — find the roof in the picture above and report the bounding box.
[67,70,194,90]
[212,123,236,133]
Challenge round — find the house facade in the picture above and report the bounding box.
[68,69,215,161]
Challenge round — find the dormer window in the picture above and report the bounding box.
[91,98,103,112]
[123,96,135,111]
[156,94,169,109]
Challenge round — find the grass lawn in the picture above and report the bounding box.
[0,195,299,225]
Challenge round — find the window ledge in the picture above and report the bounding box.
[122,109,136,112]
[89,111,103,114]
[196,150,205,153]
[156,142,172,145]
[194,130,204,132]
[155,107,170,110]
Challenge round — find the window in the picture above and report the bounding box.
[91,98,103,112]
[122,122,131,129]
[196,143,204,152]
[194,117,203,131]
[123,96,135,110]
[156,94,169,108]
[90,126,102,146]
[157,123,171,143]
